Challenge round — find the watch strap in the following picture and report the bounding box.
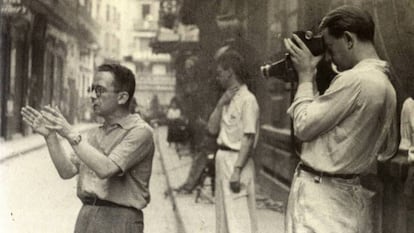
[68,133,82,146]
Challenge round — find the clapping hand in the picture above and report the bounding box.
[21,106,52,137]
[41,105,74,140]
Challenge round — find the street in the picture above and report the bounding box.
[0,126,285,233]
[0,139,177,233]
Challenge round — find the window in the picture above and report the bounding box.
[96,0,101,18]
[106,4,110,21]
[139,38,150,52]
[104,33,109,51]
[85,0,92,13]
[152,64,167,75]
[112,6,116,23]
[134,37,140,50]
[142,4,150,20]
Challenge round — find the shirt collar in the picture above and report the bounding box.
[235,84,248,94]
[100,114,144,130]
[353,58,388,70]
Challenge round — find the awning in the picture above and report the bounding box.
[150,26,200,54]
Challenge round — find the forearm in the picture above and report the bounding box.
[207,105,223,135]
[287,81,318,140]
[45,133,78,179]
[234,134,255,169]
[71,140,119,179]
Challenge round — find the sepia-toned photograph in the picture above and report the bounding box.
[0,0,413,232]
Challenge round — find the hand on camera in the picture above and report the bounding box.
[284,34,323,82]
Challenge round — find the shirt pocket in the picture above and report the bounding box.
[225,105,241,127]
[332,126,348,143]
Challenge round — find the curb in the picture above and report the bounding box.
[154,126,187,233]
[0,123,98,163]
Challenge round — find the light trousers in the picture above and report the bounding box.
[285,167,375,233]
[215,149,258,233]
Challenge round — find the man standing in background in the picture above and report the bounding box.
[208,51,260,233]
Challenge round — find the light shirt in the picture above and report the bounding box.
[73,114,155,210]
[167,108,181,120]
[399,97,414,162]
[287,59,398,174]
[217,85,259,150]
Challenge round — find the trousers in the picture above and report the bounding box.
[215,149,257,233]
[74,204,144,233]
[285,167,375,233]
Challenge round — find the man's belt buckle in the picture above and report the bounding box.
[83,196,98,205]
[313,174,322,183]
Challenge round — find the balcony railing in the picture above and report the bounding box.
[134,20,158,31]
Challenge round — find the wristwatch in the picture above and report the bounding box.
[68,133,82,146]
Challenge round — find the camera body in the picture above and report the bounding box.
[260,31,325,81]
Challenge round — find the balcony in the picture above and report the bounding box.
[135,75,176,92]
[133,51,171,63]
[133,20,158,32]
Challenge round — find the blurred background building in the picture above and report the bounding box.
[123,0,175,111]
[0,0,175,140]
[0,0,99,140]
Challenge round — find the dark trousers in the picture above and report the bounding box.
[74,205,143,233]
[181,151,209,191]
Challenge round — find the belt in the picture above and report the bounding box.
[218,145,239,152]
[81,196,137,212]
[298,163,359,180]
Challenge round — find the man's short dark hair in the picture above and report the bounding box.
[97,64,136,106]
[319,5,375,42]
[216,50,247,83]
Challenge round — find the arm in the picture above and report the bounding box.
[41,106,121,179]
[234,133,255,170]
[207,104,224,135]
[284,34,359,141]
[230,97,259,193]
[287,76,360,141]
[42,106,154,179]
[208,87,239,135]
[45,133,79,179]
[21,106,78,179]
[73,127,154,179]
[70,139,121,179]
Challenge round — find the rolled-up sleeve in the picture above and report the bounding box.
[287,74,361,141]
[109,127,154,172]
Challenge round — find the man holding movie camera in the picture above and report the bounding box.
[283,5,398,233]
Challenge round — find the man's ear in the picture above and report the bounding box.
[118,92,130,105]
[343,31,355,49]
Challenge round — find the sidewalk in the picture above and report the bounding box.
[0,123,98,163]
[155,126,285,233]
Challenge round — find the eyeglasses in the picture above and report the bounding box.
[87,85,118,98]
